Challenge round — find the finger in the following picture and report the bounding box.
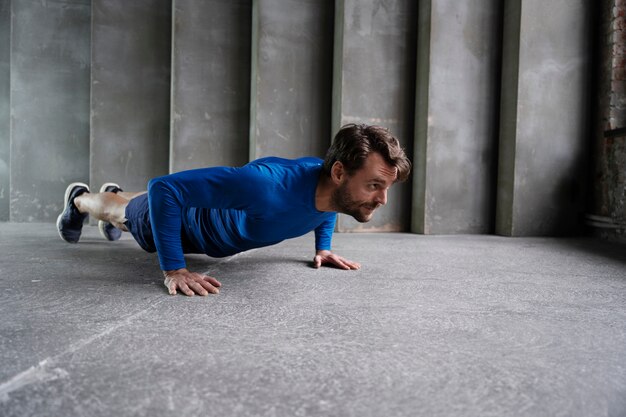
[325,256,349,270]
[318,255,345,269]
[198,279,219,294]
[190,273,219,293]
[203,276,221,287]
[313,255,322,268]
[187,280,209,296]
[165,278,177,295]
[340,258,361,270]
[192,273,221,287]
[179,282,195,297]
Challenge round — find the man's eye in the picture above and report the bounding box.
[368,184,378,190]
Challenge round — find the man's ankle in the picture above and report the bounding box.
[74,193,89,213]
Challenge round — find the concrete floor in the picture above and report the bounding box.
[0,223,625,417]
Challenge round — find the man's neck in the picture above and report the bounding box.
[315,174,335,212]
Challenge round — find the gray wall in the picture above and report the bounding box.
[333,0,417,232]
[10,0,91,222]
[496,0,592,236]
[171,0,251,172]
[0,0,600,239]
[250,0,334,160]
[412,0,502,234]
[90,0,171,193]
[0,0,9,220]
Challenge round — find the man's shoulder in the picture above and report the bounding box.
[245,156,323,178]
[248,156,323,168]
[242,157,322,194]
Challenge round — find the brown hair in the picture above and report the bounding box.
[322,124,411,182]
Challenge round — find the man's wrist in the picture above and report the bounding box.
[163,268,188,277]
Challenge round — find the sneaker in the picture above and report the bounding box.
[98,183,123,241]
[56,182,90,243]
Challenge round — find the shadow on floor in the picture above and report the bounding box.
[560,237,626,269]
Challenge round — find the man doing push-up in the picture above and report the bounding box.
[56,124,411,297]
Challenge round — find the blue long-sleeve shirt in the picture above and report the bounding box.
[147,157,337,271]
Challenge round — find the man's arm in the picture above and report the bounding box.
[312,214,360,270]
[148,165,263,296]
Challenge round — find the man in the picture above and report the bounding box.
[56,124,411,296]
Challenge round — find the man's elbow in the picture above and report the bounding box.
[147,176,167,196]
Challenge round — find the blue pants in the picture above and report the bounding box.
[124,194,199,255]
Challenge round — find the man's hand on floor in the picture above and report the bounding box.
[163,268,222,296]
[313,250,361,270]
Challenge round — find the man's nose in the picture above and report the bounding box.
[375,189,388,206]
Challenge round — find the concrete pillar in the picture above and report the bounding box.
[0,0,9,221]
[412,0,503,234]
[250,0,334,160]
[10,0,91,222]
[171,0,251,172]
[90,0,171,193]
[333,0,417,232]
[496,0,593,236]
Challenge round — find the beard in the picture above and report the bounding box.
[331,182,379,223]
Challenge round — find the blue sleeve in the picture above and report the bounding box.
[314,213,336,251]
[147,165,269,271]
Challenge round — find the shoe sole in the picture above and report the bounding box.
[98,219,111,241]
[98,218,122,241]
[56,182,89,243]
[99,182,121,241]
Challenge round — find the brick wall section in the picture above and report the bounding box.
[611,0,625,128]
[592,0,626,242]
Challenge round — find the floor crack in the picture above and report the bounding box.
[0,297,165,403]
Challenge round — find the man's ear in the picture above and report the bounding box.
[331,161,345,184]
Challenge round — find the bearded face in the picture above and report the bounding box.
[330,153,398,223]
[331,181,381,223]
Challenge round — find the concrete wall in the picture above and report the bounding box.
[90,0,171,193]
[0,0,9,221]
[412,0,502,234]
[0,0,603,239]
[250,0,334,160]
[10,0,91,222]
[333,0,417,232]
[496,0,592,236]
[171,0,251,172]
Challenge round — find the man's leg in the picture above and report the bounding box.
[117,191,146,202]
[57,181,149,244]
[97,183,148,241]
[74,190,146,232]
